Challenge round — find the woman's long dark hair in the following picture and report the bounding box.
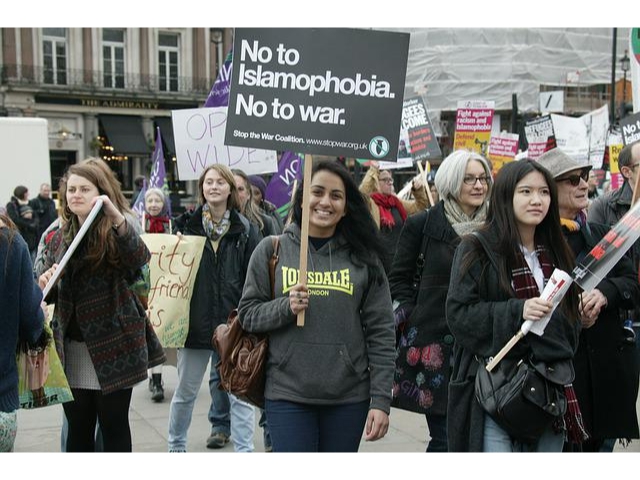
[466,160,579,321]
[291,159,387,284]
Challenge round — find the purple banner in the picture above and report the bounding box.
[204,50,233,108]
[265,151,304,220]
[148,127,171,215]
[131,178,147,225]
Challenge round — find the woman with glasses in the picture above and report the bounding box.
[537,148,640,452]
[359,161,428,274]
[388,150,491,452]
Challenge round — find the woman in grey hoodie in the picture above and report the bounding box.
[238,159,395,452]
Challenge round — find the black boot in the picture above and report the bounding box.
[151,373,164,402]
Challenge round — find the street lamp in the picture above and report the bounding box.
[620,50,631,119]
[210,28,224,73]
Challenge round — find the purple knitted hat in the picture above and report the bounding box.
[248,175,268,198]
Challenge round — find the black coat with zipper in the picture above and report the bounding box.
[173,206,261,350]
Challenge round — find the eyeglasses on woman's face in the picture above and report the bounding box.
[556,169,589,187]
[462,175,489,186]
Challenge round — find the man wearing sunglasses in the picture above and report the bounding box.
[587,139,640,445]
[538,147,640,453]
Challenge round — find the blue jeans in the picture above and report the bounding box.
[207,348,256,452]
[425,413,448,452]
[208,349,231,437]
[265,399,369,452]
[483,414,564,452]
[259,409,271,450]
[168,348,255,452]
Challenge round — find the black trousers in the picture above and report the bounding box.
[63,388,133,452]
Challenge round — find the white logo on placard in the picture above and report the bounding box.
[368,136,390,158]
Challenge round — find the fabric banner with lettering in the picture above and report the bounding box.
[265,151,304,221]
[141,234,206,348]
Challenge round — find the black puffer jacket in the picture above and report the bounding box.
[173,207,260,349]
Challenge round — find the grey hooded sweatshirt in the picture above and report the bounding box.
[237,223,395,413]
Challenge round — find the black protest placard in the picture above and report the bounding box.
[401,96,442,161]
[620,112,640,145]
[225,28,410,162]
[524,115,556,160]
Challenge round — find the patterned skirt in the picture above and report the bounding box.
[0,410,17,452]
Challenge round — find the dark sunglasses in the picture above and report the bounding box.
[556,169,589,187]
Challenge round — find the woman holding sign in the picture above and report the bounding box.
[446,160,581,452]
[39,158,165,452]
[168,164,261,453]
[238,159,395,452]
[537,148,640,452]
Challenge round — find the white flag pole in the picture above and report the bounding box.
[485,268,573,372]
[42,198,104,299]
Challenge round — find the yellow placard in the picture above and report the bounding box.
[141,234,206,348]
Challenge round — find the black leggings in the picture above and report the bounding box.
[63,388,133,452]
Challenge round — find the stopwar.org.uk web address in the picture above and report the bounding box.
[232,129,368,153]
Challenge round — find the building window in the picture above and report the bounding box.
[43,28,67,85]
[158,33,179,92]
[103,29,125,89]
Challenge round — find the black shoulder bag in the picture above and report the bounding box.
[471,232,573,443]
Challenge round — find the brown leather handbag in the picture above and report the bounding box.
[212,236,280,408]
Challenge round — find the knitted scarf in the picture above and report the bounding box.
[511,245,589,444]
[443,198,488,236]
[370,193,407,228]
[146,215,171,234]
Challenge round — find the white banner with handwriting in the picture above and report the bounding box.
[141,234,206,348]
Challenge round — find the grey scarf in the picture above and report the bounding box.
[443,198,488,236]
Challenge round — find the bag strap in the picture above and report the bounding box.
[269,235,281,300]
[411,211,431,293]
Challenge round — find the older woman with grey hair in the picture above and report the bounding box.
[388,149,492,452]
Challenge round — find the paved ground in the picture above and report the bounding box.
[13,362,640,454]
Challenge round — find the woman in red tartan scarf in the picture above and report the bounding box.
[447,160,582,451]
[359,162,428,274]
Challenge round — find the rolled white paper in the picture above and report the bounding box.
[521,268,573,336]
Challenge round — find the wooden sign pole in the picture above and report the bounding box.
[416,161,435,207]
[296,154,313,327]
